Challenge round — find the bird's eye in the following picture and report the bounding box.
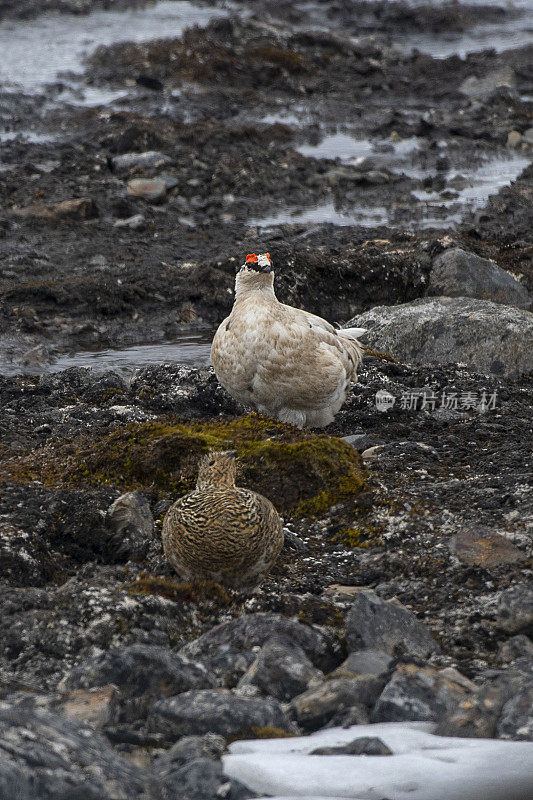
[209,459,216,466]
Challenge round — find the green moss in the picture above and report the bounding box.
[5,415,366,519]
[333,525,383,549]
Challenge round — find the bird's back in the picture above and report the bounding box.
[162,484,283,586]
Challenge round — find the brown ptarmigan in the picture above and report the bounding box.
[162,450,283,588]
[211,252,366,428]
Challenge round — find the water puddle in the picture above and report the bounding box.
[412,154,530,213]
[393,20,533,59]
[2,333,214,377]
[250,201,388,229]
[251,151,529,231]
[0,130,54,144]
[296,133,421,163]
[382,0,532,58]
[0,1,226,93]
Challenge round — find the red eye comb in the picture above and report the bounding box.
[265,252,270,259]
[246,254,258,263]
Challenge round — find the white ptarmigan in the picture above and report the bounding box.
[211,252,366,428]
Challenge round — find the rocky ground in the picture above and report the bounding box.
[0,0,532,798]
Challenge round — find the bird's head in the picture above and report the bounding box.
[196,449,237,489]
[235,253,275,295]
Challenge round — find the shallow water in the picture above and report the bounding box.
[0,0,225,93]
[251,150,530,231]
[251,201,389,229]
[2,334,214,377]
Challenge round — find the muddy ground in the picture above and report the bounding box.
[0,0,532,761]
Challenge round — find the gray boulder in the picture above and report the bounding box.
[59,644,214,722]
[372,663,473,724]
[0,703,150,800]
[331,648,394,678]
[289,676,385,731]
[347,297,533,377]
[178,613,338,686]
[105,491,155,562]
[497,687,533,741]
[147,689,294,741]
[237,637,323,702]
[346,590,439,658]
[428,248,530,310]
[495,584,533,636]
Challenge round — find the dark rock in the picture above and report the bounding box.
[6,685,119,730]
[155,756,254,800]
[451,527,526,567]
[0,760,31,800]
[154,733,225,770]
[429,248,530,309]
[497,687,533,741]
[348,297,533,377]
[147,689,294,741]
[290,676,385,731]
[372,662,474,724]
[496,584,533,635]
[331,649,394,678]
[178,613,338,686]
[0,702,151,799]
[105,491,155,562]
[497,636,533,664]
[345,590,439,658]
[342,434,385,451]
[437,666,531,739]
[59,644,215,722]
[311,736,392,756]
[237,638,323,702]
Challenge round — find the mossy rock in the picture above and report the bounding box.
[6,416,366,518]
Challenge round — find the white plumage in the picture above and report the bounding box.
[211,253,365,428]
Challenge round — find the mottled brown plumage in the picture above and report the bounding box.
[162,451,284,588]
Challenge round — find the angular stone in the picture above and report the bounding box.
[147,689,294,741]
[496,584,533,636]
[497,687,533,741]
[59,644,214,722]
[372,662,473,724]
[237,637,323,702]
[436,666,530,739]
[459,67,516,100]
[497,635,533,664]
[429,248,530,309]
[127,178,168,202]
[347,297,533,377]
[154,733,225,770]
[451,528,526,567]
[111,151,172,171]
[290,676,385,731]
[311,736,392,756]
[113,214,146,230]
[11,197,98,222]
[105,491,155,562]
[346,590,439,658]
[331,648,394,678]
[178,613,338,686]
[0,702,151,799]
